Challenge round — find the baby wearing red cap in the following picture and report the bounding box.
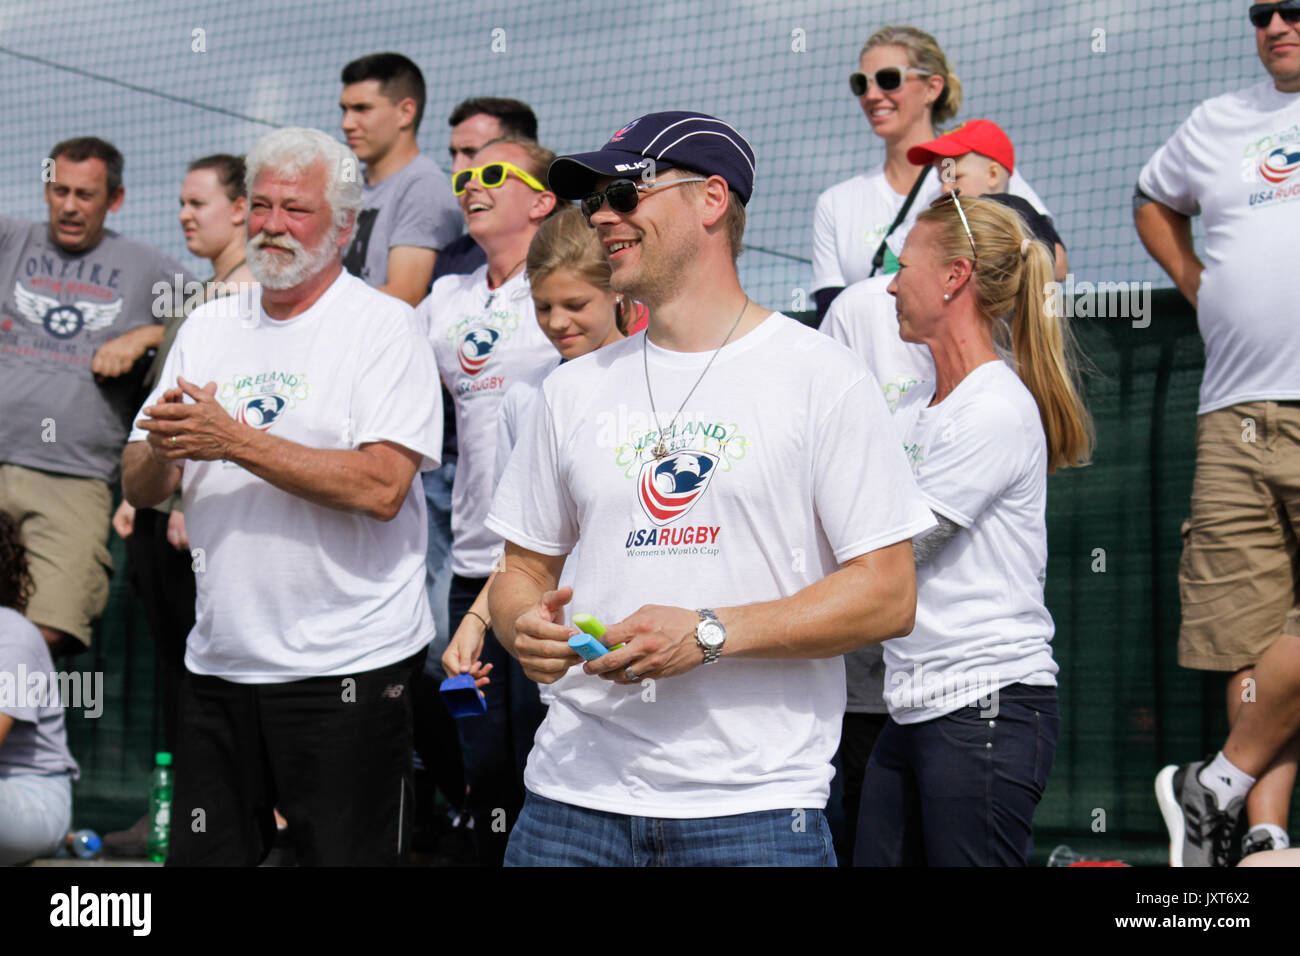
[908,119,1068,280]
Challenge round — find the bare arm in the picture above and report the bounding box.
[121,440,182,509]
[1053,243,1068,283]
[92,323,164,378]
[377,246,438,307]
[442,572,497,683]
[231,432,420,521]
[488,543,579,684]
[713,539,917,658]
[134,377,422,521]
[0,712,13,751]
[1135,198,1203,308]
[581,539,919,685]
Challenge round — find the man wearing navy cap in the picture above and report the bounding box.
[483,111,934,866]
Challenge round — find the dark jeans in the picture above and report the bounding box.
[168,649,424,866]
[854,683,1059,866]
[834,711,888,867]
[125,507,195,755]
[449,573,546,866]
[412,462,467,823]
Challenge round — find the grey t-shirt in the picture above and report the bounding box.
[846,644,888,715]
[0,216,194,482]
[0,607,80,779]
[342,153,463,288]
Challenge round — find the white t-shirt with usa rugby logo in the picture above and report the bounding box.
[1138,79,1300,414]
[128,270,443,683]
[884,360,1058,724]
[418,265,559,578]
[486,313,935,818]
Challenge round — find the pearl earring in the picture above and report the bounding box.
[943,293,950,301]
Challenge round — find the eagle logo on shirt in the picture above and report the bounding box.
[458,327,500,376]
[234,394,288,430]
[1258,146,1300,185]
[13,283,122,339]
[637,451,718,526]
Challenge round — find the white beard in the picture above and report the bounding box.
[246,225,339,290]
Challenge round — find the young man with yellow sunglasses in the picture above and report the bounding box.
[414,136,561,866]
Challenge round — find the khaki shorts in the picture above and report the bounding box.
[0,464,112,647]
[1178,402,1300,671]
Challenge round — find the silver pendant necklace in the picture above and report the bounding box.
[643,296,749,459]
[484,256,527,309]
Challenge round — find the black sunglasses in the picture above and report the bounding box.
[848,65,933,97]
[1251,0,1300,28]
[579,176,707,225]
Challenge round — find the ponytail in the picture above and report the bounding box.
[916,198,1094,472]
[1011,239,1094,471]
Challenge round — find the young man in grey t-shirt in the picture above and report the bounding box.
[0,136,195,657]
[339,52,461,306]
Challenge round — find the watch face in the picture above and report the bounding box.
[698,621,725,648]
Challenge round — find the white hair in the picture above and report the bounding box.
[244,127,362,229]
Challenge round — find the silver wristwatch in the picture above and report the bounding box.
[695,608,726,664]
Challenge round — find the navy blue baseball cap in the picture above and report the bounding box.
[548,111,757,205]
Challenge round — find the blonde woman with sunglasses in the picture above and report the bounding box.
[414,135,561,867]
[810,25,1051,324]
[854,194,1093,867]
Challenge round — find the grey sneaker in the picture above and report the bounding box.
[1155,761,1245,867]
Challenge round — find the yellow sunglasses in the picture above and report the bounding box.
[452,161,546,195]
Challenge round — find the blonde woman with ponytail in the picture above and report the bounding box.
[854,194,1093,867]
[811,25,1054,323]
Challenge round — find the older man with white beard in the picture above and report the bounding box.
[120,127,443,866]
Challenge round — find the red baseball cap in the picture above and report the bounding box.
[906,119,1015,175]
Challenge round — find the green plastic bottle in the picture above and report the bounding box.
[146,752,173,863]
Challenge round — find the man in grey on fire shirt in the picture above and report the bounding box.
[0,136,195,656]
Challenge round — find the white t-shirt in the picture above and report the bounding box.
[1138,79,1300,414]
[810,163,1050,292]
[821,273,934,412]
[128,271,443,683]
[884,361,1058,724]
[495,375,559,705]
[486,314,935,817]
[418,265,559,578]
[494,376,544,485]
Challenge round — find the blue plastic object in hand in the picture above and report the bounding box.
[439,673,487,718]
[568,633,615,662]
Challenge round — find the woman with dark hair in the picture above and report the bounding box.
[0,511,80,865]
[104,153,254,856]
[810,25,1052,322]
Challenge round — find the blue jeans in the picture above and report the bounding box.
[421,461,456,664]
[854,683,1059,867]
[505,790,837,866]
